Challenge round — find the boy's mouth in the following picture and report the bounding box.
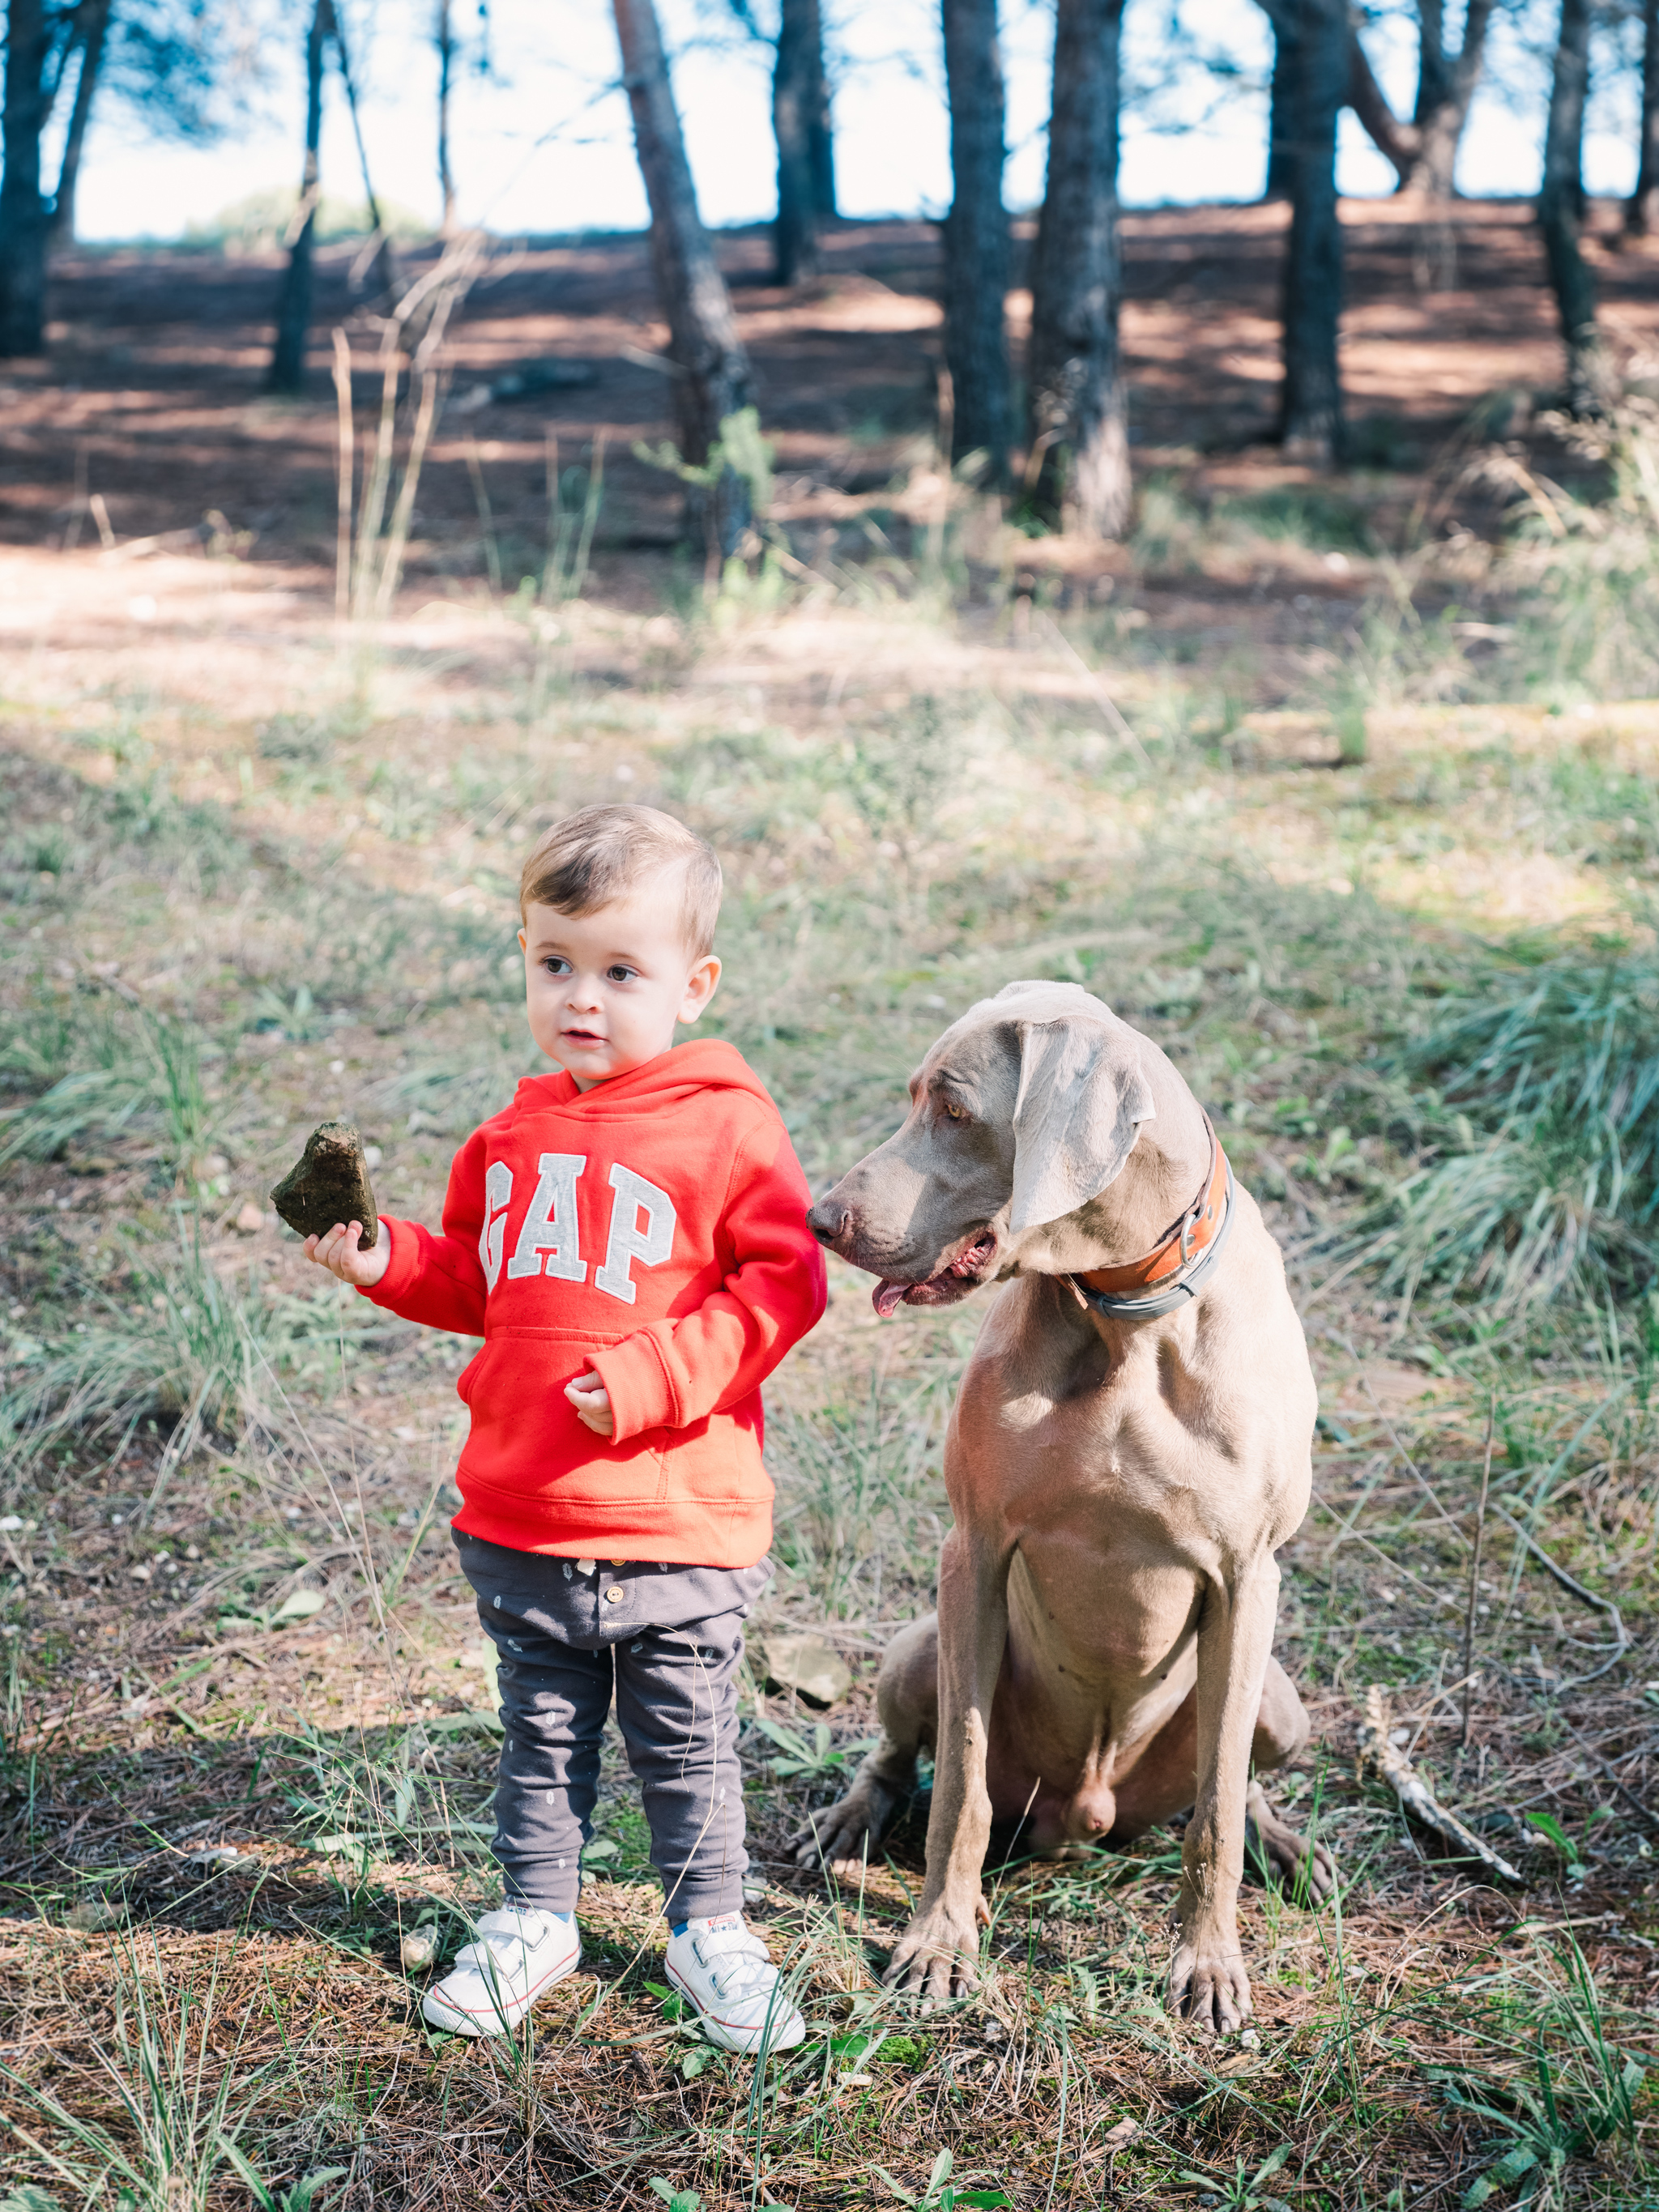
[561,1029,608,1049]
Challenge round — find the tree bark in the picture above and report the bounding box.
[330,1,396,296]
[0,0,54,356]
[1414,0,1448,126]
[1269,0,1488,204]
[1401,0,1495,196]
[49,0,111,247]
[773,0,824,282]
[1264,1,1419,194]
[1539,0,1602,413]
[1277,0,1346,460]
[1629,0,1659,233]
[1026,0,1128,535]
[808,20,835,220]
[1265,15,1299,198]
[1346,29,1417,184]
[941,0,1010,478]
[611,0,754,555]
[436,0,458,235]
[267,0,328,394]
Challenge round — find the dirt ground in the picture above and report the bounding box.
[4,196,1654,572]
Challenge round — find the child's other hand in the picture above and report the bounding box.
[565,1370,615,1437]
[303,1221,390,1289]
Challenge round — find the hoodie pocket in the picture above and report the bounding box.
[456,1326,668,1506]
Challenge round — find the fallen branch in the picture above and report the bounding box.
[1356,1685,1524,1885]
[1555,1713,1659,1834]
[1495,1510,1629,1688]
[1461,1396,1495,1749]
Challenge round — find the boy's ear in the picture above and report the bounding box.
[517,927,527,950]
[679,953,721,1024]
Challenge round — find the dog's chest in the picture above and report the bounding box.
[991,1377,1222,1538]
[1008,1530,1202,1688]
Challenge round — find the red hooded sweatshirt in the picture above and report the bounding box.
[360,1040,826,1566]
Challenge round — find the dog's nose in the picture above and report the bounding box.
[806,1198,850,1249]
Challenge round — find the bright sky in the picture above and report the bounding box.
[70,0,1641,245]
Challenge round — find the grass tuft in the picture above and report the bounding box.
[0,1222,382,1490]
[1343,944,1659,1313]
[0,1938,277,2212]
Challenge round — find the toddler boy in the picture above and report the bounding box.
[305,803,826,2052]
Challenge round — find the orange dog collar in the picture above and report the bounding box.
[1072,1117,1235,1319]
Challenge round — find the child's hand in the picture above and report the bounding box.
[303,1221,390,1289]
[565,1370,615,1437]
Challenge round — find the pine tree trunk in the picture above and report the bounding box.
[1539,0,1601,412]
[612,0,754,555]
[1403,104,1459,200]
[1277,0,1346,461]
[1265,15,1300,199]
[330,2,396,296]
[1411,0,1448,139]
[1027,0,1128,535]
[1628,0,1659,233]
[1399,0,1495,196]
[1272,0,1485,207]
[941,0,1010,477]
[1269,6,1421,195]
[436,0,458,235]
[49,0,111,247]
[267,0,328,394]
[0,0,53,357]
[773,0,823,283]
[808,24,835,219]
[1345,31,1416,184]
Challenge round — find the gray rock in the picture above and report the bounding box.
[760,1634,851,1708]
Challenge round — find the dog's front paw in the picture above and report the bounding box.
[1166,1937,1252,2037]
[882,1895,985,2010]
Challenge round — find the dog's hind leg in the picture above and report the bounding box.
[791,1614,937,1877]
[1110,1657,1335,1905]
[1244,1658,1335,1903]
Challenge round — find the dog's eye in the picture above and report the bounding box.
[942,1102,970,1122]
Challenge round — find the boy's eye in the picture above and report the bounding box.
[542,957,570,976]
[606,965,636,983]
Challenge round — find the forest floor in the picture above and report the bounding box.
[1,199,1657,2212]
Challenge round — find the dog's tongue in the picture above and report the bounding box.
[872,1280,910,1319]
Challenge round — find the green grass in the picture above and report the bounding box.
[1324,943,1659,1316]
[0,1937,279,2211]
[1435,1931,1648,2209]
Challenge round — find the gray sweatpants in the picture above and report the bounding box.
[455,1531,770,1924]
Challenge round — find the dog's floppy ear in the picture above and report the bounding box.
[1009,1017,1156,1234]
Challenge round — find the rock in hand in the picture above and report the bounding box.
[269,1121,380,1249]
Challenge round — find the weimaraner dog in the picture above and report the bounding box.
[795,980,1333,2034]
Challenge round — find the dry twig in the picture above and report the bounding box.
[1461,1396,1495,1748]
[1356,1684,1523,1885]
[1495,1510,1630,1688]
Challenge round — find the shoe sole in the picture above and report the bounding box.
[664,1958,806,2056]
[421,1950,581,2036]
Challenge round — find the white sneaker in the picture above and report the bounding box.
[421,1906,581,2035]
[665,1914,806,2056]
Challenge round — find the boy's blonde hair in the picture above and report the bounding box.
[518,804,722,957]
